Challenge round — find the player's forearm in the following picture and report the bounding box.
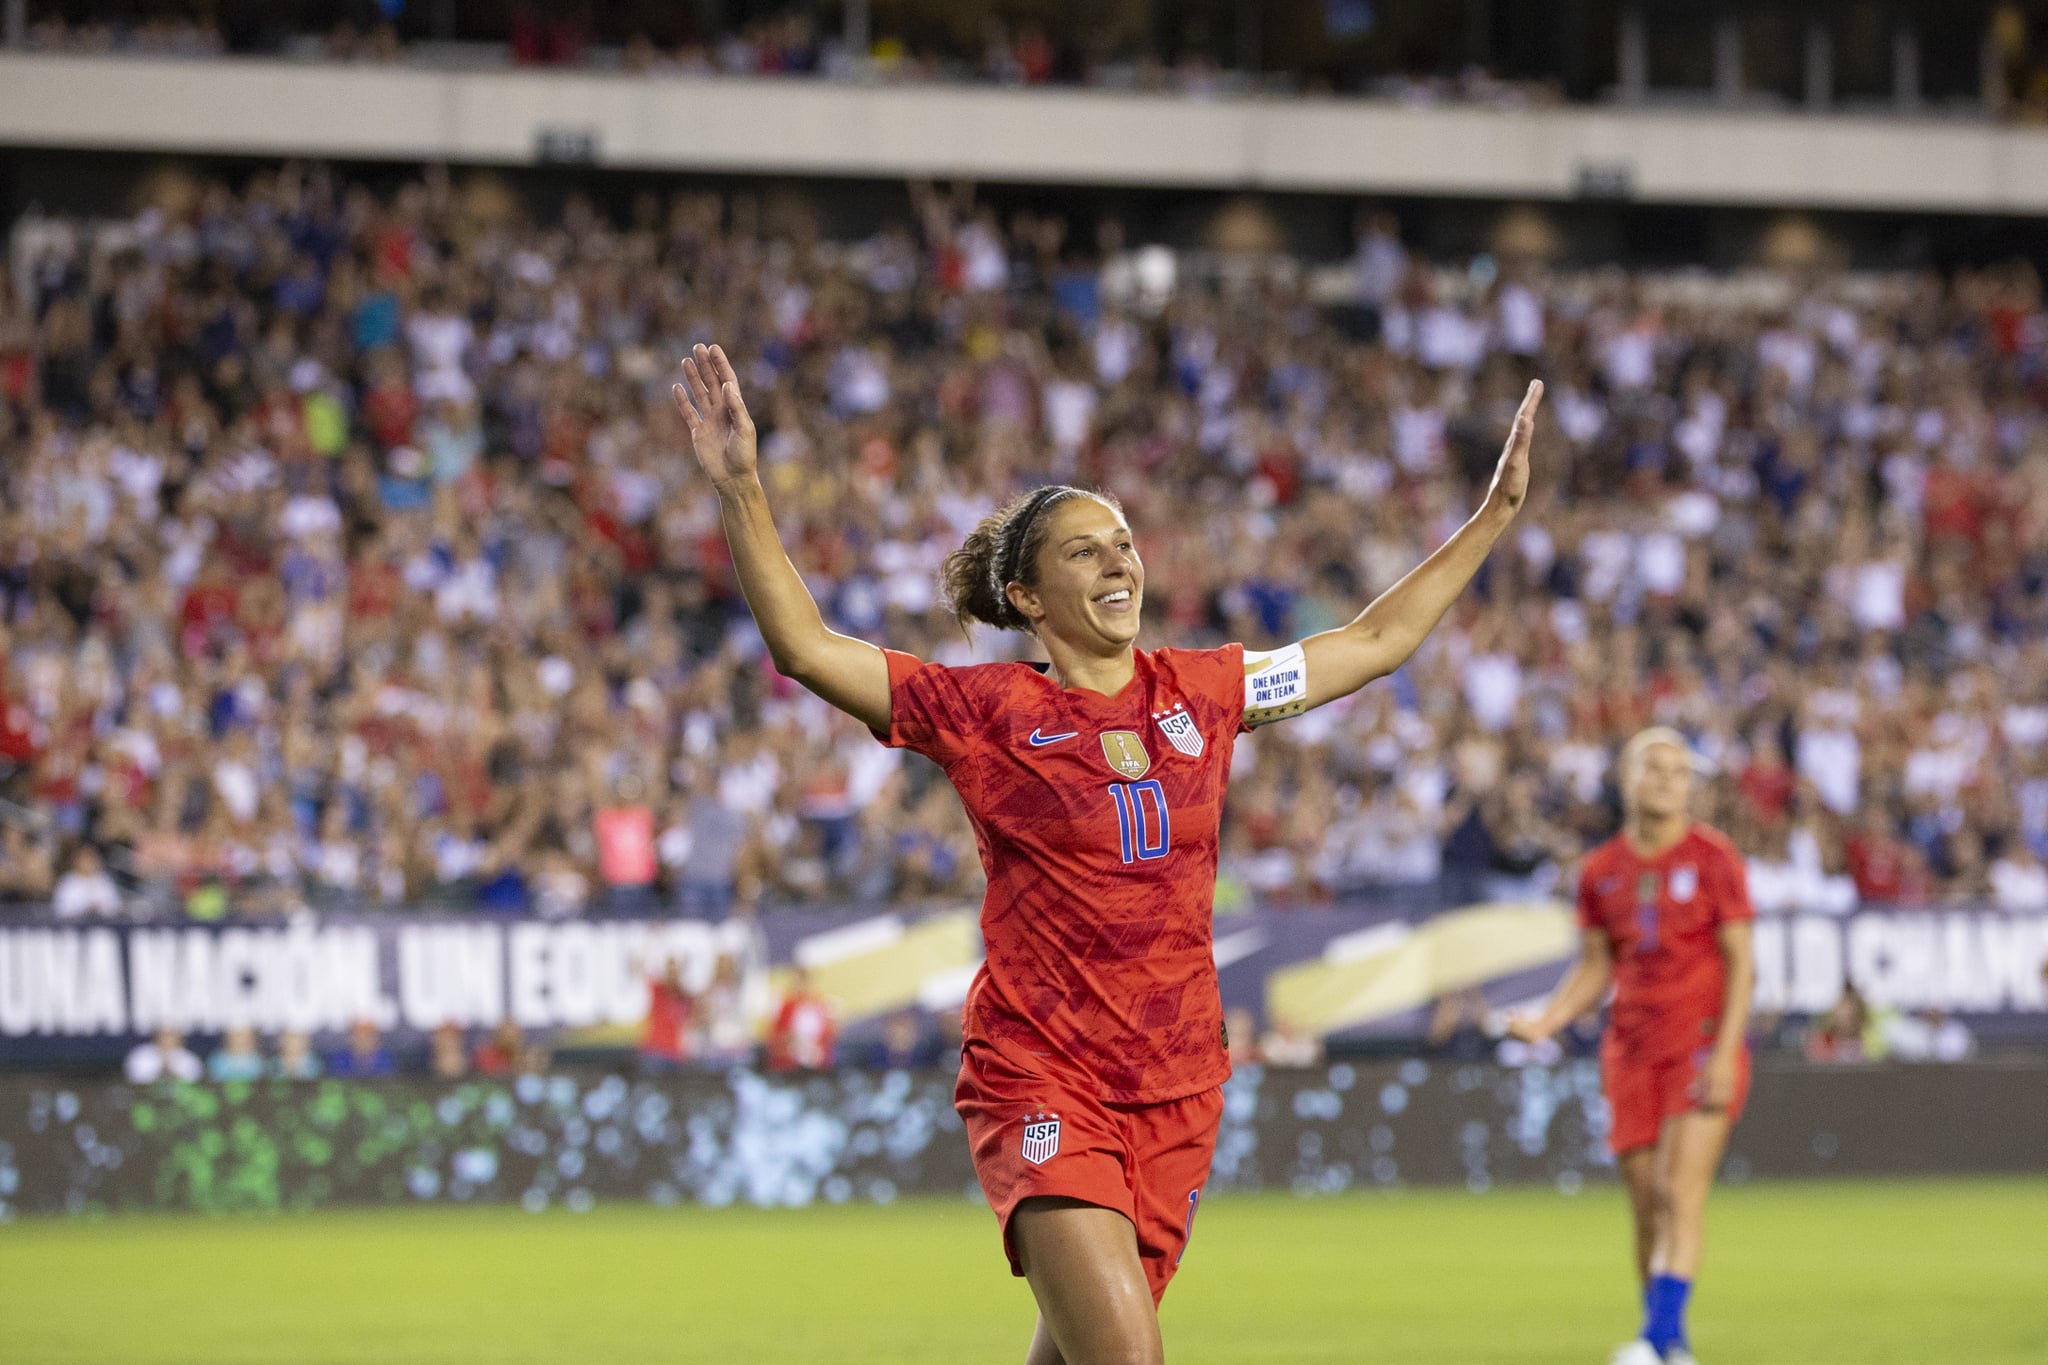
[1335,500,1516,683]
[1710,940,1755,1060]
[1536,959,1612,1035]
[714,475,833,676]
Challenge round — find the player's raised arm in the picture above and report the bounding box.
[673,343,891,733]
[1254,381,1541,723]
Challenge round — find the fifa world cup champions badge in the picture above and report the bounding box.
[1100,731,1151,779]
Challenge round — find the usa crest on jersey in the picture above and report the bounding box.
[1021,1113,1061,1165]
[1670,865,1698,902]
[1155,702,1204,759]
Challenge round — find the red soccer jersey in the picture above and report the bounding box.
[1577,824,1753,1062]
[881,644,1256,1103]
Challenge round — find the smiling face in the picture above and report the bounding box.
[1008,495,1143,652]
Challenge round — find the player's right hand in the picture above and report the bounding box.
[673,342,757,489]
[1503,1013,1552,1045]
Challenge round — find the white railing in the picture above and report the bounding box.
[3,53,2048,211]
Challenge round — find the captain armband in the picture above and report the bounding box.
[1241,642,1310,727]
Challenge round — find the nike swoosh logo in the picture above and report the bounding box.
[1027,729,1079,747]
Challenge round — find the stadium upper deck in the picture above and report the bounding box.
[4,2,2048,213]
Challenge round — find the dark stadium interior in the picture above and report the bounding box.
[8,0,2048,113]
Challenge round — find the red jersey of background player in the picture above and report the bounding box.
[1577,824,1754,1062]
[880,643,1254,1104]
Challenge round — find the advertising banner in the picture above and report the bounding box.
[0,906,2044,1065]
[3,1059,2041,1219]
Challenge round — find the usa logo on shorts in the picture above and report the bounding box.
[1021,1113,1061,1165]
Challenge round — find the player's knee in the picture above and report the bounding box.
[1087,1344,1163,1365]
[1079,1307,1165,1365]
[1042,1328,1158,1365]
[1024,1339,1065,1365]
[1655,1176,1709,1227]
[1648,1180,1678,1224]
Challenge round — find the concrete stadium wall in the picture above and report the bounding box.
[4,1060,2041,1217]
[4,54,2048,211]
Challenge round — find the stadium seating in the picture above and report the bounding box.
[2,165,2047,931]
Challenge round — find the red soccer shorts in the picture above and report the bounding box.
[1603,1044,1752,1155]
[955,1039,1224,1305]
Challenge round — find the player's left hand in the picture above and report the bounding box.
[673,343,757,490]
[1483,379,1542,517]
[1694,1050,1740,1111]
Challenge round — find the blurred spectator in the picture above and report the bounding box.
[1805,984,1871,1063]
[51,846,122,918]
[1989,839,2048,910]
[658,768,748,919]
[1481,775,1577,899]
[594,783,660,915]
[1989,3,2048,121]
[698,953,754,1067]
[274,1028,322,1080]
[765,967,837,1071]
[866,1008,941,1069]
[328,1018,396,1076]
[1425,986,1492,1061]
[0,825,58,903]
[474,1019,527,1076]
[207,1025,266,1081]
[517,1033,553,1075]
[125,1027,202,1084]
[1881,1009,1977,1062]
[1354,210,1408,314]
[1257,1014,1323,1068]
[1223,1005,1260,1068]
[509,3,587,67]
[25,9,225,57]
[639,957,694,1071]
[429,1021,469,1078]
[533,850,591,918]
[1846,807,1920,906]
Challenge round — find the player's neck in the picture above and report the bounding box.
[1044,638,1137,697]
[1624,813,1689,859]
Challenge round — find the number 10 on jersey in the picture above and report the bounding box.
[1109,780,1171,863]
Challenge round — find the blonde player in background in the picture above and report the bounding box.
[1510,728,1756,1365]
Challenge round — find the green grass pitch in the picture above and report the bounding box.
[2,1178,2042,1363]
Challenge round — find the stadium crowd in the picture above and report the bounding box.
[3,165,2048,926]
[28,1,2048,117]
[7,1,1556,105]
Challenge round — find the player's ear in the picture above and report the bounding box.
[1006,580,1044,625]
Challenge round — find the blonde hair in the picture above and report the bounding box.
[1619,726,1696,787]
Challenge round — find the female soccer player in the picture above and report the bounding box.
[1510,728,1757,1365]
[675,343,1541,1365]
